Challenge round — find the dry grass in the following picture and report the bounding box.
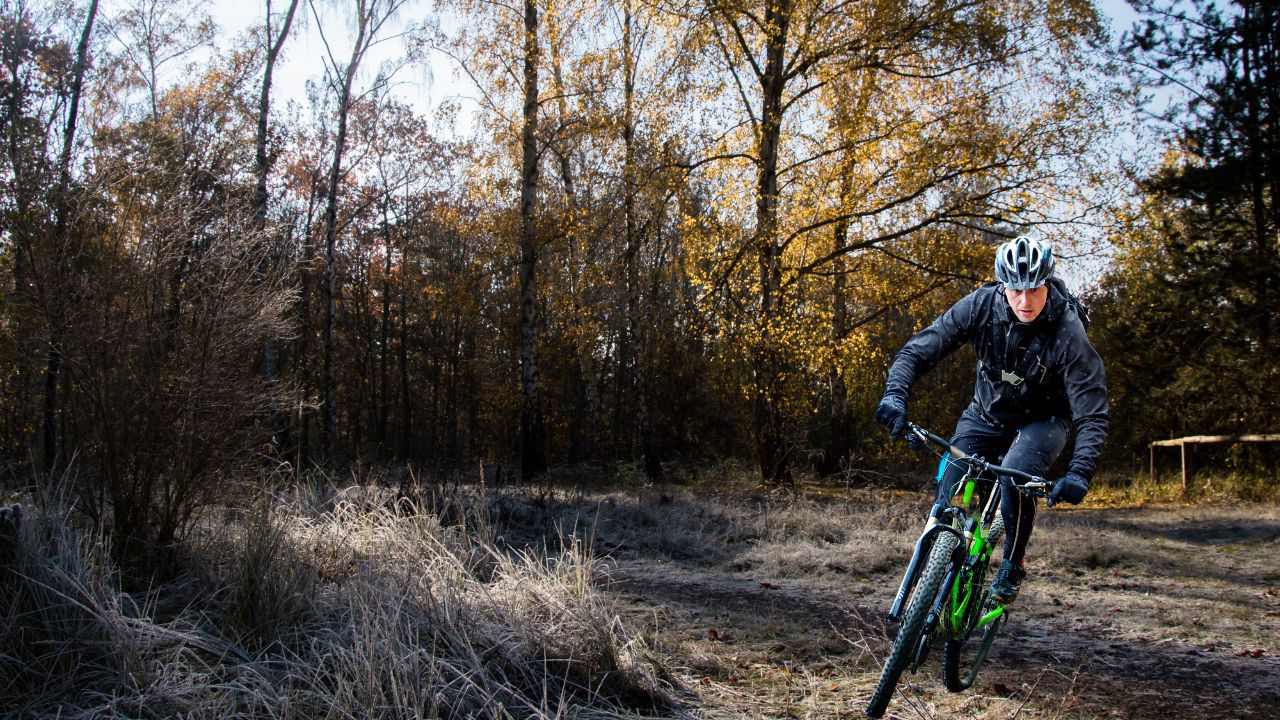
[6,465,1273,719]
[1089,470,1280,506]
[0,477,672,719]
[553,473,1280,719]
[485,481,925,582]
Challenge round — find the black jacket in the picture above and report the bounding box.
[884,278,1109,481]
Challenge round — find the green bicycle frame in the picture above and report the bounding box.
[944,475,1005,636]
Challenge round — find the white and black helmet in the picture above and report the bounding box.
[994,236,1054,290]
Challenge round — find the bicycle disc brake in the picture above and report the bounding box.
[911,628,934,673]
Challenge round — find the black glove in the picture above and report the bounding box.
[875,395,908,439]
[1047,473,1089,507]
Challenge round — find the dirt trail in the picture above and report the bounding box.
[602,504,1280,719]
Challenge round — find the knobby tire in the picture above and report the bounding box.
[865,531,959,718]
[987,514,1005,554]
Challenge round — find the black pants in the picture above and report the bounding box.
[933,404,1069,566]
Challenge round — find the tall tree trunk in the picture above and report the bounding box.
[253,0,300,230]
[321,13,369,469]
[397,192,411,458]
[42,0,99,475]
[752,0,792,485]
[254,0,300,456]
[379,204,392,448]
[296,172,320,473]
[620,1,660,480]
[823,222,851,476]
[518,0,546,481]
[546,18,603,463]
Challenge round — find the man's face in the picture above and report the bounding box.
[1005,285,1049,323]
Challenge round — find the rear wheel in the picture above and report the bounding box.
[866,531,958,718]
[941,515,1006,692]
[986,514,1005,558]
[941,604,1004,691]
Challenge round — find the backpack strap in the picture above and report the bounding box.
[985,282,1085,388]
[1008,332,1051,386]
[1066,292,1090,330]
[984,297,1053,387]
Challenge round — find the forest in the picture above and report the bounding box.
[0,0,1276,717]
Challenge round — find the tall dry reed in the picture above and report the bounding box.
[0,478,671,719]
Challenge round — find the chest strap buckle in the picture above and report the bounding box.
[1000,369,1025,386]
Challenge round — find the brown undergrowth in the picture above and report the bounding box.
[0,476,672,719]
[3,468,1276,719]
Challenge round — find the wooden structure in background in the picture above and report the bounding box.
[1149,434,1280,491]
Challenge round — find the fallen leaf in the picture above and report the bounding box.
[1236,647,1265,658]
[707,628,719,641]
[699,677,711,686]
[760,581,777,589]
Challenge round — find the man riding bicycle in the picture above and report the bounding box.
[875,236,1109,603]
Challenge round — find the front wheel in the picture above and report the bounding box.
[866,530,958,718]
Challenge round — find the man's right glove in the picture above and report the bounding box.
[875,395,908,439]
[1047,473,1089,507]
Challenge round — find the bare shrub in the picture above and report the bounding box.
[58,165,294,564]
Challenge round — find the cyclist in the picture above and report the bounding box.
[875,236,1108,603]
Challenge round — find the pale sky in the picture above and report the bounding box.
[201,0,1147,141]
[207,0,468,125]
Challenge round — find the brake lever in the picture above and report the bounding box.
[1023,479,1052,500]
[904,427,925,451]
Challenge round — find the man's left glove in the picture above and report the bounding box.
[1047,473,1089,507]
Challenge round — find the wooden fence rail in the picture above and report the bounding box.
[1148,434,1280,491]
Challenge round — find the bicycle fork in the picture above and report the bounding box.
[887,519,961,622]
[912,554,963,672]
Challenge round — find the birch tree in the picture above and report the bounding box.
[310,0,414,467]
[252,0,301,454]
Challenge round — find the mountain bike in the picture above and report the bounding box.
[865,421,1052,718]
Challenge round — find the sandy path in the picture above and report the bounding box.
[602,504,1280,719]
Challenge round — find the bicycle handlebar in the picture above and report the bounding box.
[904,421,1051,496]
